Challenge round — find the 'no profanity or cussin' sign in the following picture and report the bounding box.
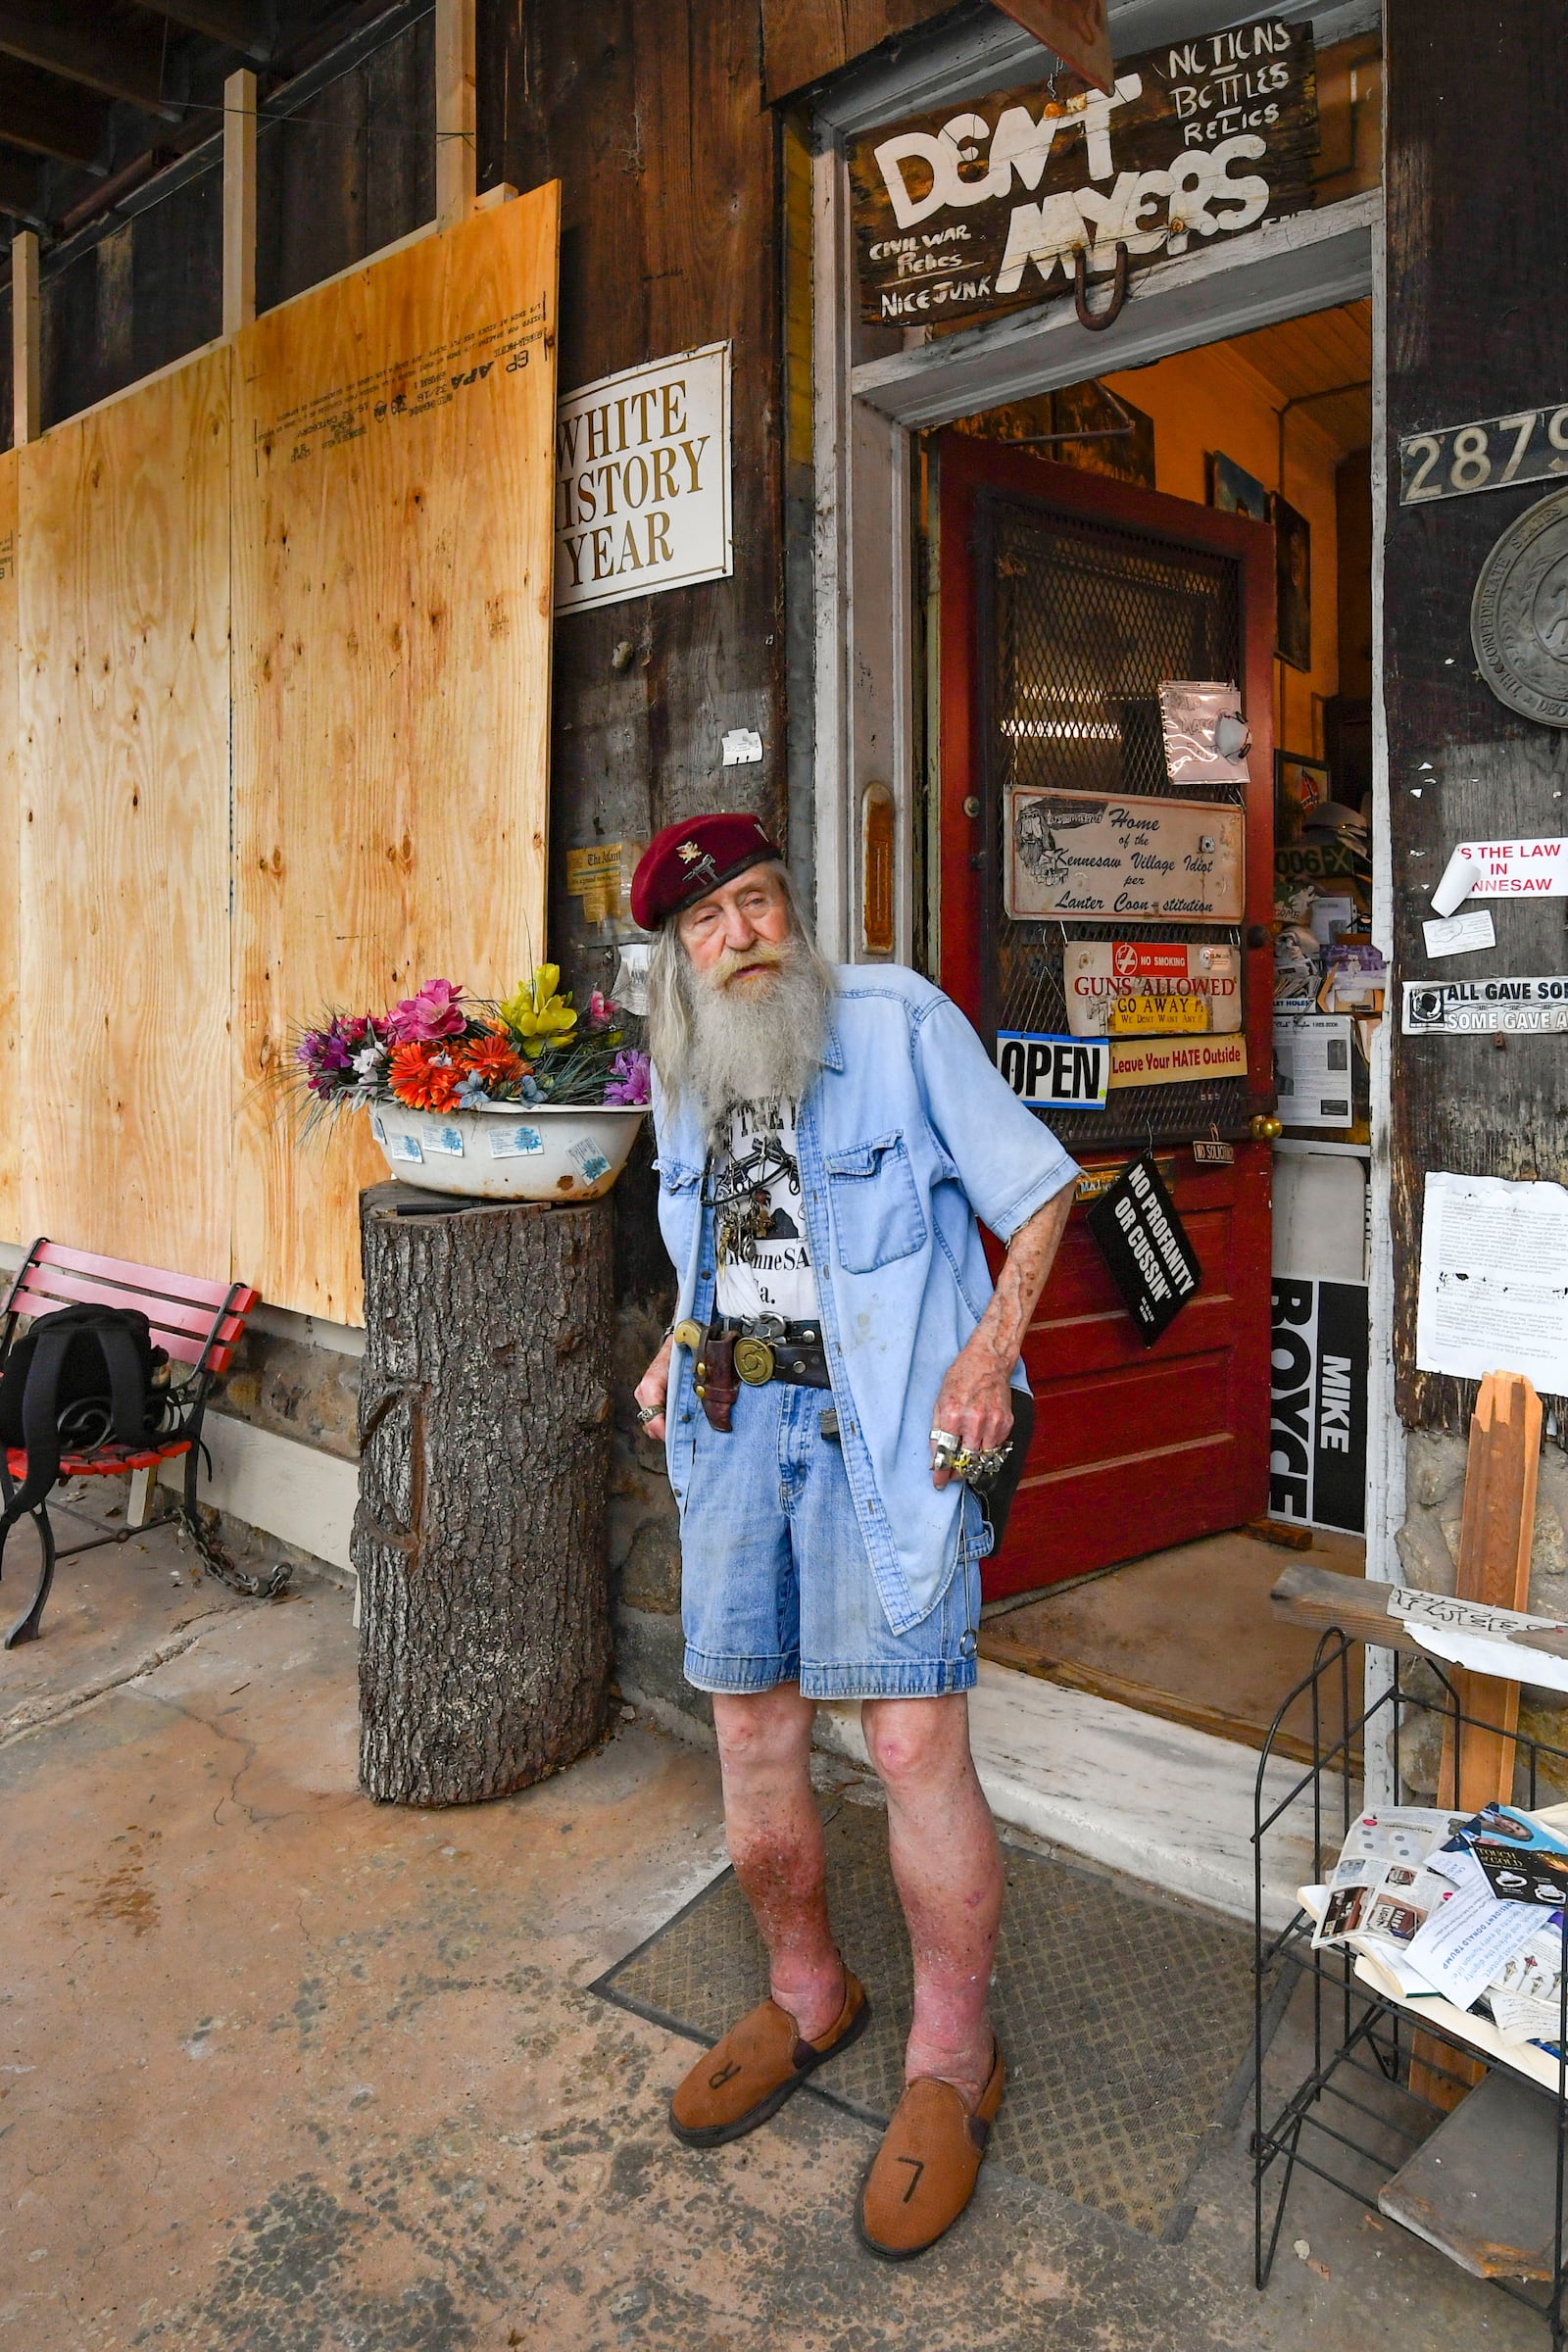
[846,20,1318,331]
[555,343,732,613]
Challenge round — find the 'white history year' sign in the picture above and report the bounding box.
[555,343,731,613]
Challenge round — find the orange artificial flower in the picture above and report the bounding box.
[460,1030,527,1088]
[389,1042,460,1111]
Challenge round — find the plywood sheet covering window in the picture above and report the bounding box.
[0,453,18,1242]
[18,353,232,1275]
[231,185,560,1321]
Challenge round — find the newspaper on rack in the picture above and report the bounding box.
[1306,1803,1568,2018]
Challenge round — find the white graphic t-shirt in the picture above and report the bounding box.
[711,1099,819,1321]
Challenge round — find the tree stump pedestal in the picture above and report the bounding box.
[352,1182,614,1805]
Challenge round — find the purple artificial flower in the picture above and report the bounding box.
[386,978,466,1044]
[604,1048,651,1106]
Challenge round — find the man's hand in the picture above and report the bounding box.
[635,1333,675,1443]
[929,1180,1075,1490]
[930,1340,1016,1490]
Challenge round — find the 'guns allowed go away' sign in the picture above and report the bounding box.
[846,20,1318,332]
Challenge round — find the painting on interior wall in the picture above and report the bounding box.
[1270,490,1312,671]
[1276,752,1330,845]
[1207,451,1269,525]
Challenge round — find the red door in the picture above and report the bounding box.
[936,433,1278,1598]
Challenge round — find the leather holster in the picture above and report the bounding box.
[696,1326,739,1433]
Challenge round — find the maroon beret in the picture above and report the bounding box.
[630,811,783,929]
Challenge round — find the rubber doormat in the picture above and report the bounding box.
[595,1797,1267,2240]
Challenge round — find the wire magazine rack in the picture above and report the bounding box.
[1253,1632,1568,2344]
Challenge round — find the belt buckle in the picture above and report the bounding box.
[734,1336,776,1385]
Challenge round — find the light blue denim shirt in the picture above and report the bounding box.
[654,964,1080,1635]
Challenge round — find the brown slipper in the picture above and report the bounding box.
[668,1967,870,2149]
[856,2040,1005,2260]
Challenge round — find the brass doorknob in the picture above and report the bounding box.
[1251,1113,1283,1142]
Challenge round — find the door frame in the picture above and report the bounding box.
[805,11,1400,1732]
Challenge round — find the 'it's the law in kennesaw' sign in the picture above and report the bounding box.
[1430,836,1568,915]
[555,343,731,613]
[846,20,1317,331]
[1064,941,1241,1036]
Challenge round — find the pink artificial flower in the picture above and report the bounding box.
[386,978,466,1044]
[588,990,613,1027]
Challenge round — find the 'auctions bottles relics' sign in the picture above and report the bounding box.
[846,21,1318,332]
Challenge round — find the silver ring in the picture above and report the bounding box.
[930,1426,960,1450]
[636,1402,661,1426]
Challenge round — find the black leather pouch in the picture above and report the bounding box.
[973,1389,1036,1549]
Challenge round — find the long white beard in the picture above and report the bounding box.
[673,938,834,1130]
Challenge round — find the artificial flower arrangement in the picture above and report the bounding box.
[293,969,651,1123]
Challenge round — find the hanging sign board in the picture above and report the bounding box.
[1064,940,1242,1036]
[1403,976,1568,1036]
[1107,1033,1249,1088]
[996,1031,1109,1108]
[1269,1276,1367,1534]
[1400,402,1568,507]
[1085,1155,1202,1346]
[555,343,731,613]
[845,21,1318,332]
[1005,787,1245,923]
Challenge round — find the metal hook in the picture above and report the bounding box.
[1074,241,1130,333]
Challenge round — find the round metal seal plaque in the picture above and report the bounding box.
[1471,486,1568,725]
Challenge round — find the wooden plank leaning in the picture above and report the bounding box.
[1420,1371,1542,2111]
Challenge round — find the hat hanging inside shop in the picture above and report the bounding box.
[630,811,783,929]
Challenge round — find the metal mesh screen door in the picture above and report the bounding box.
[977,490,1249,1151]
[936,435,1276,1593]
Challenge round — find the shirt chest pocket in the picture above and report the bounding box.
[823,1132,927,1274]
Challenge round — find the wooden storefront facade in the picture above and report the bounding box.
[1,0,1563,1697]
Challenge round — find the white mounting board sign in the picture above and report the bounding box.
[1005,788,1245,923]
[1416,1171,1568,1394]
[1064,941,1242,1037]
[1403,976,1568,1036]
[555,342,731,613]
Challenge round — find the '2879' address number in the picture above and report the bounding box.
[1399,403,1568,507]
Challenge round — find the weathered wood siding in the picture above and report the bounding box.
[1385,0,1568,1427]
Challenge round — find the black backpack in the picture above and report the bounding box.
[0,1304,171,1526]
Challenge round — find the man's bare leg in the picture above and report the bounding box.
[861,1693,1002,2109]
[711,1685,846,2038]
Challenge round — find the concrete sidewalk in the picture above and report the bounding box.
[0,1528,1544,2351]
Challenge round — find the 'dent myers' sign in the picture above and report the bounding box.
[1086,1156,1201,1346]
[847,19,1317,331]
[555,343,732,614]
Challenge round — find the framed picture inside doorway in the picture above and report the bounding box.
[1270,491,1312,670]
[1207,450,1269,524]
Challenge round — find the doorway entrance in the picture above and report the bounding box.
[936,435,1279,1595]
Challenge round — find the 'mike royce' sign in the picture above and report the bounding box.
[847,21,1318,331]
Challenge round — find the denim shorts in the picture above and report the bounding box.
[677,1377,983,1701]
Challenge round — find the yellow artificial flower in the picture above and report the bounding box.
[501,964,578,1051]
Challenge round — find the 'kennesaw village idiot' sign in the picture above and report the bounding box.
[846,19,1319,331]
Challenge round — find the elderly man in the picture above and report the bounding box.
[631,811,1077,2257]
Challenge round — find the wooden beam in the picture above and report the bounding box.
[12,226,38,446]
[0,143,44,224]
[221,64,255,336]
[140,0,270,61]
[0,55,106,169]
[0,1,180,119]
[1269,1557,1427,1655]
[434,0,475,230]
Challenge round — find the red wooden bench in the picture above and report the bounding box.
[0,1241,259,1647]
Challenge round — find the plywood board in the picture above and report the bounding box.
[18,350,232,1277]
[0,454,19,1243]
[231,183,560,1320]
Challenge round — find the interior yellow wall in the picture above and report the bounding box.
[1102,346,1342,762]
